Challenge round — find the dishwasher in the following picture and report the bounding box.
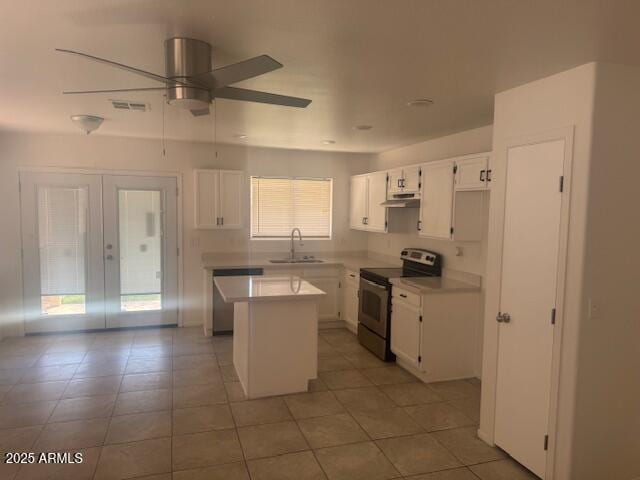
[212,268,264,334]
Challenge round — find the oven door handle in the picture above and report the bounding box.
[361,278,387,290]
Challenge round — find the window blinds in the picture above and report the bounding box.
[251,177,333,238]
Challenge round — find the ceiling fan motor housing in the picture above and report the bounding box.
[165,37,211,108]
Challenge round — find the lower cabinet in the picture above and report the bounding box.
[342,269,360,332]
[390,290,423,371]
[306,277,339,320]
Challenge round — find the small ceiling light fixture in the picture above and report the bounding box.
[355,125,373,130]
[233,134,248,139]
[322,139,336,145]
[71,115,104,135]
[406,98,434,108]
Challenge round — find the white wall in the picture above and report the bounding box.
[480,62,605,480]
[0,132,371,337]
[367,125,493,276]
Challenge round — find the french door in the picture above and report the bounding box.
[20,172,178,333]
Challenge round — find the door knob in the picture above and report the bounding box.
[106,254,114,260]
[105,244,113,250]
[496,312,511,323]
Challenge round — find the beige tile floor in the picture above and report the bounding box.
[0,326,539,480]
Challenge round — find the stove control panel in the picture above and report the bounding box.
[401,248,439,266]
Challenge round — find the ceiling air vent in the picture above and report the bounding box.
[110,100,149,112]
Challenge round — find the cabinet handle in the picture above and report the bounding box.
[397,179,401,188]
[417,220,422,231]
[401,178,405,188]
[221,217,224,226]
[480,170,486,182]
[399,293,407,298]
[216,217,220,226]
[349,274,356,278]
[487,169,492,182]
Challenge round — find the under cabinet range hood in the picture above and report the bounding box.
[381,193,420,208]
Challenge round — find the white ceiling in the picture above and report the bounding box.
[1,0,639,153]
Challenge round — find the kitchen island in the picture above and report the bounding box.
[213,275,326,399]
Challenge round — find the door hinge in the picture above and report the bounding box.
[551,308,556,325]
[544,434,549,451]
[559,176,564,192]
[419,315,423,322]
[418,355,422,362]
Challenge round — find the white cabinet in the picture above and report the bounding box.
[306,276,339,320]
[387,165,421,196]
[342,269,360,333]
[350,172,388,232]
[194,169,243,229]
[418,159,455,240]
[349,175,368,229]
[455,153,491,191]
[390,288,422,370]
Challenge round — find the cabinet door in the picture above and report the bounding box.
[455,156,489,191]
[342,281,359,332]
[390,300,421,369]
[194,170,219,229]
[218,170,243,229]
[306,277,339,320]
[402,165,422,194]
[420,160,454,239]
[387,168,404,195]
[349,175,368,230]
[366,171,388,232]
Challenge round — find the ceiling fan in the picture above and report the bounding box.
[56,37,312,116]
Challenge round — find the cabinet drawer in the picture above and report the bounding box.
[344,269,359,286]
[303,267,340,278]
[392,286,421,307]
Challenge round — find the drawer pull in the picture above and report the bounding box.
[399,293,407,298]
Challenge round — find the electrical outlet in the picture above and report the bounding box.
[588,299,599,319]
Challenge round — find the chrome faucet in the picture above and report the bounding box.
[290,228,303,260]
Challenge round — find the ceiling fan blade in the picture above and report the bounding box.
[213,86,311,108]
[192,55,283,89]
[56,48,190,87]
[62,87,167,95]
[190,107,210,117]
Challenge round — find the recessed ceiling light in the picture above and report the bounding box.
[407,98,434,107]
[322,140,336,145]
[233,134,247,139]
[355,125,373,130]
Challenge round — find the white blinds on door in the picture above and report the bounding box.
[250,177,333,238]
[37,186,87,295]
[118,190,162,295]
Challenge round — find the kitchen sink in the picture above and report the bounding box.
[269,259,324,264]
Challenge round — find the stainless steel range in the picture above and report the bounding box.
[358,248,442,361]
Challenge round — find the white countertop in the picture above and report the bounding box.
[214,275,326,303]
[202,252,398,272]
[390,276,481,294]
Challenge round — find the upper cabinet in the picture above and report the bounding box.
[418,159,455,240]
[194,169,243,229]
[350,172,388,233]
[454,153,492,191]
[387,165,421,196]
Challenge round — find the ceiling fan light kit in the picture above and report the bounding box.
[70,114,104,134]
[57,37,312,117]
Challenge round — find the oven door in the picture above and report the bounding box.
[358,277,389,338]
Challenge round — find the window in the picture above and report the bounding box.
[251,176,333,239]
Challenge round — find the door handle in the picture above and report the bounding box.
[106,254,114,260]
[361,278,386,290]
[496,312,511,323]
[480,170,486,182]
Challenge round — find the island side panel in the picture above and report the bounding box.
[245,299,319,398]
[233,301,250,393]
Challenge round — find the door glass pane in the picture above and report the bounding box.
[37,186,87,315]
[118,190,162,312]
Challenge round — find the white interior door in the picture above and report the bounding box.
[494,139,565,478]
[20,172,105,333]
[102,175,178,328]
